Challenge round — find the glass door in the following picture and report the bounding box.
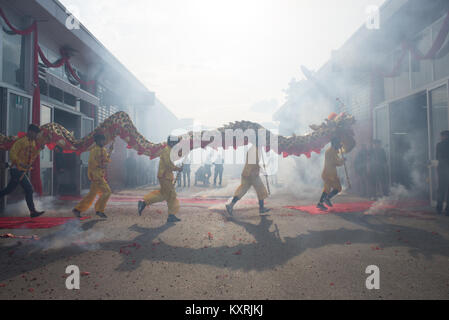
[80,116,94,190]
[40,105,53,195]
[373,104,391,185]
[5,91,31,204]
[427,82,449,205]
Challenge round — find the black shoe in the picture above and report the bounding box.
[167,214,181,223]
[324,196,333,207]
[72,209,81,218]
[316,203,328,211]
[96,212,107,219]
[259,207,271,215]
[30,211,45,218]
[138,201,146,216]
[226,204,234,216]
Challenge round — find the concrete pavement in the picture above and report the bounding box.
[0,183,448,299]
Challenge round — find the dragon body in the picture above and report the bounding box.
[0,111,356,159]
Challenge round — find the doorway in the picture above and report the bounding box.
[389,92,429,195]
[53,108,81,195]
[428,83,449,204]
[40,105,53,195]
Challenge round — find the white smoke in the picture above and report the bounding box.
[365,184,412,216]
[2,196,104,251]
[33,219,104,251]
[193,180,241,198]
[271,154,324,199]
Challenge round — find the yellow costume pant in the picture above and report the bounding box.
[143,178,179,214]
[322,174,342,193]
[234,175,268,200]
[75,178,111,213]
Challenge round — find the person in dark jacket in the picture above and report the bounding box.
[213,155,224,186]
[195,166,208,186]
[354,144,369,197]
[436,130,449,215]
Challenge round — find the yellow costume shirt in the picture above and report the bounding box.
[241,145,260,177]
[88,145,111,181]
[321,147,344,193]
[10,136,40,171]
[143,145,180,214]
[157,146,179,180]
[233,145,268,201]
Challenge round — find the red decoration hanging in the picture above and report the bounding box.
[0,7,97,195]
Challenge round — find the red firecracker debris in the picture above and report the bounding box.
[208,232,213,240]
[1,233,39,240]
[0,283,6,287]
[28,288,34,293]
[81,272,90,277]
[233,249,242,255]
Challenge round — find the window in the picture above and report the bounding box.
[80,101,94,118]
[8,93,30,136]
[2,24,25,88]
[63,92,77,107]
[383,47,411,100]
[39,78,49,96]
[49,85,64,102]
[434,17,449,81]
[411,28,433,90]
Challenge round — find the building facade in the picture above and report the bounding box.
[0,0,181,213]
[274,0,449,204]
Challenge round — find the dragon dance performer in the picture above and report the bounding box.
[0,124,45,218]
[226,142,271,216]
[138,136,183,223]
[316,137,345,211]
[72,134,112,219]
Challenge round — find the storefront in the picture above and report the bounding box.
[0,85,33,208]
[374,78,449,204]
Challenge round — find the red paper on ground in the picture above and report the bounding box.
[0,216,90,229]
[285,200,429,215]
[285,202,375,215]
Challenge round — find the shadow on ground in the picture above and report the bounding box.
[1,209,449,282]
